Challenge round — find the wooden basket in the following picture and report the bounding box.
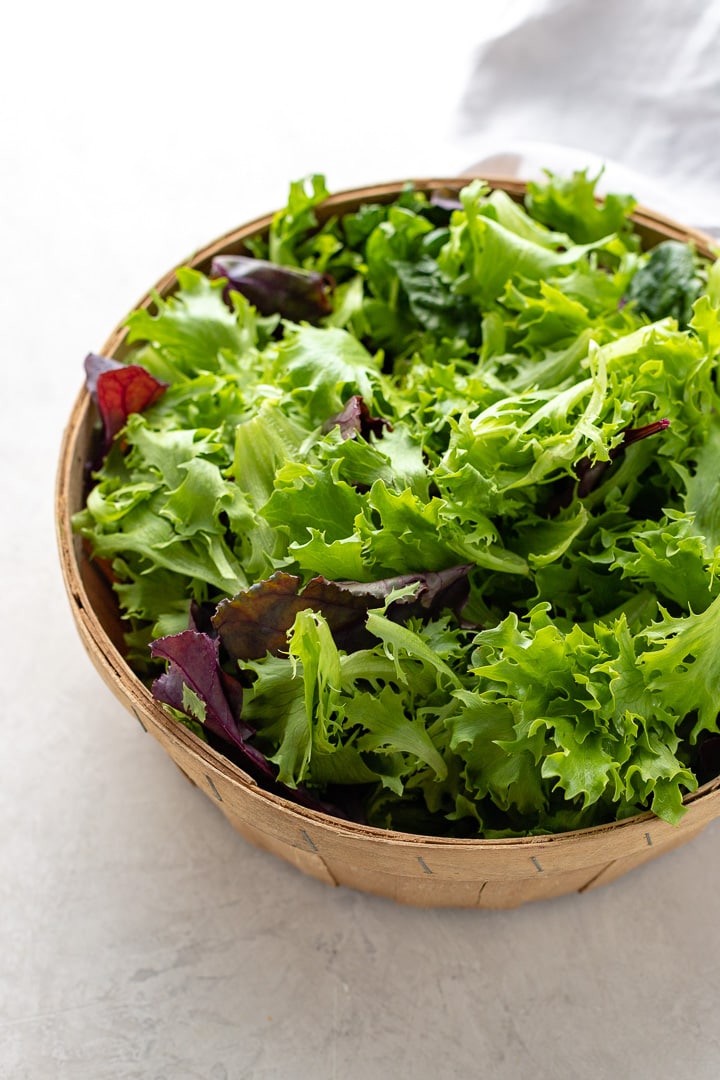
[56,178,720,908]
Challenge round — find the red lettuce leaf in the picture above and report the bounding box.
[150,626,351,816]
[210,254,334,323]
[150,629,273,772]
[84,352,168,450]
[329,565,472,622]
[576,418,670,497]
[212,565,472,662]
[429,191,463,213]
[322,394,393,440]
[548,418,672,511]
[213,572,369,660]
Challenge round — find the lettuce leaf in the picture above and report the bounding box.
[627,241,702,327]
[525,168,637,243]
[84,353,167,452]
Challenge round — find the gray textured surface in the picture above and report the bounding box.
[3,4,719,1077]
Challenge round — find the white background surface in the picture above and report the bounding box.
[2,3,720,1077]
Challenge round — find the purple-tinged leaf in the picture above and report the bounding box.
[322,394,393,440]
[84,352,123,396]
[212,565,473,662]
[576,418,670,497]
[188,598,218,637]
[210,254,334,323]
[548,417,672,511]
[150,629,274,777]
[333,564,472,622]
[186,600,252,717]
[150,628,351,817]
[618,418,671,449]
[84,352,168,450]
[429,192,463,213]
[212,572,341,661]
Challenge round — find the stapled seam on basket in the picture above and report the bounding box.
[298,828,339,885]
[578,861,616,893]
[300,828,318,852]
[205,774,223,802]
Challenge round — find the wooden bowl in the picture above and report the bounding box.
[56,178,720,908]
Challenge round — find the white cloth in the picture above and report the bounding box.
[454,0,720,230]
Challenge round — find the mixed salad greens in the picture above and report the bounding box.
[74,171,720,838]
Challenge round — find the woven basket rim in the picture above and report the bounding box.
[56,175,720,853]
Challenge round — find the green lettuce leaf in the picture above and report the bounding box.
[525,168,637,243]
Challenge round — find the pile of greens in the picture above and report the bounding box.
[74,171,720,837]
